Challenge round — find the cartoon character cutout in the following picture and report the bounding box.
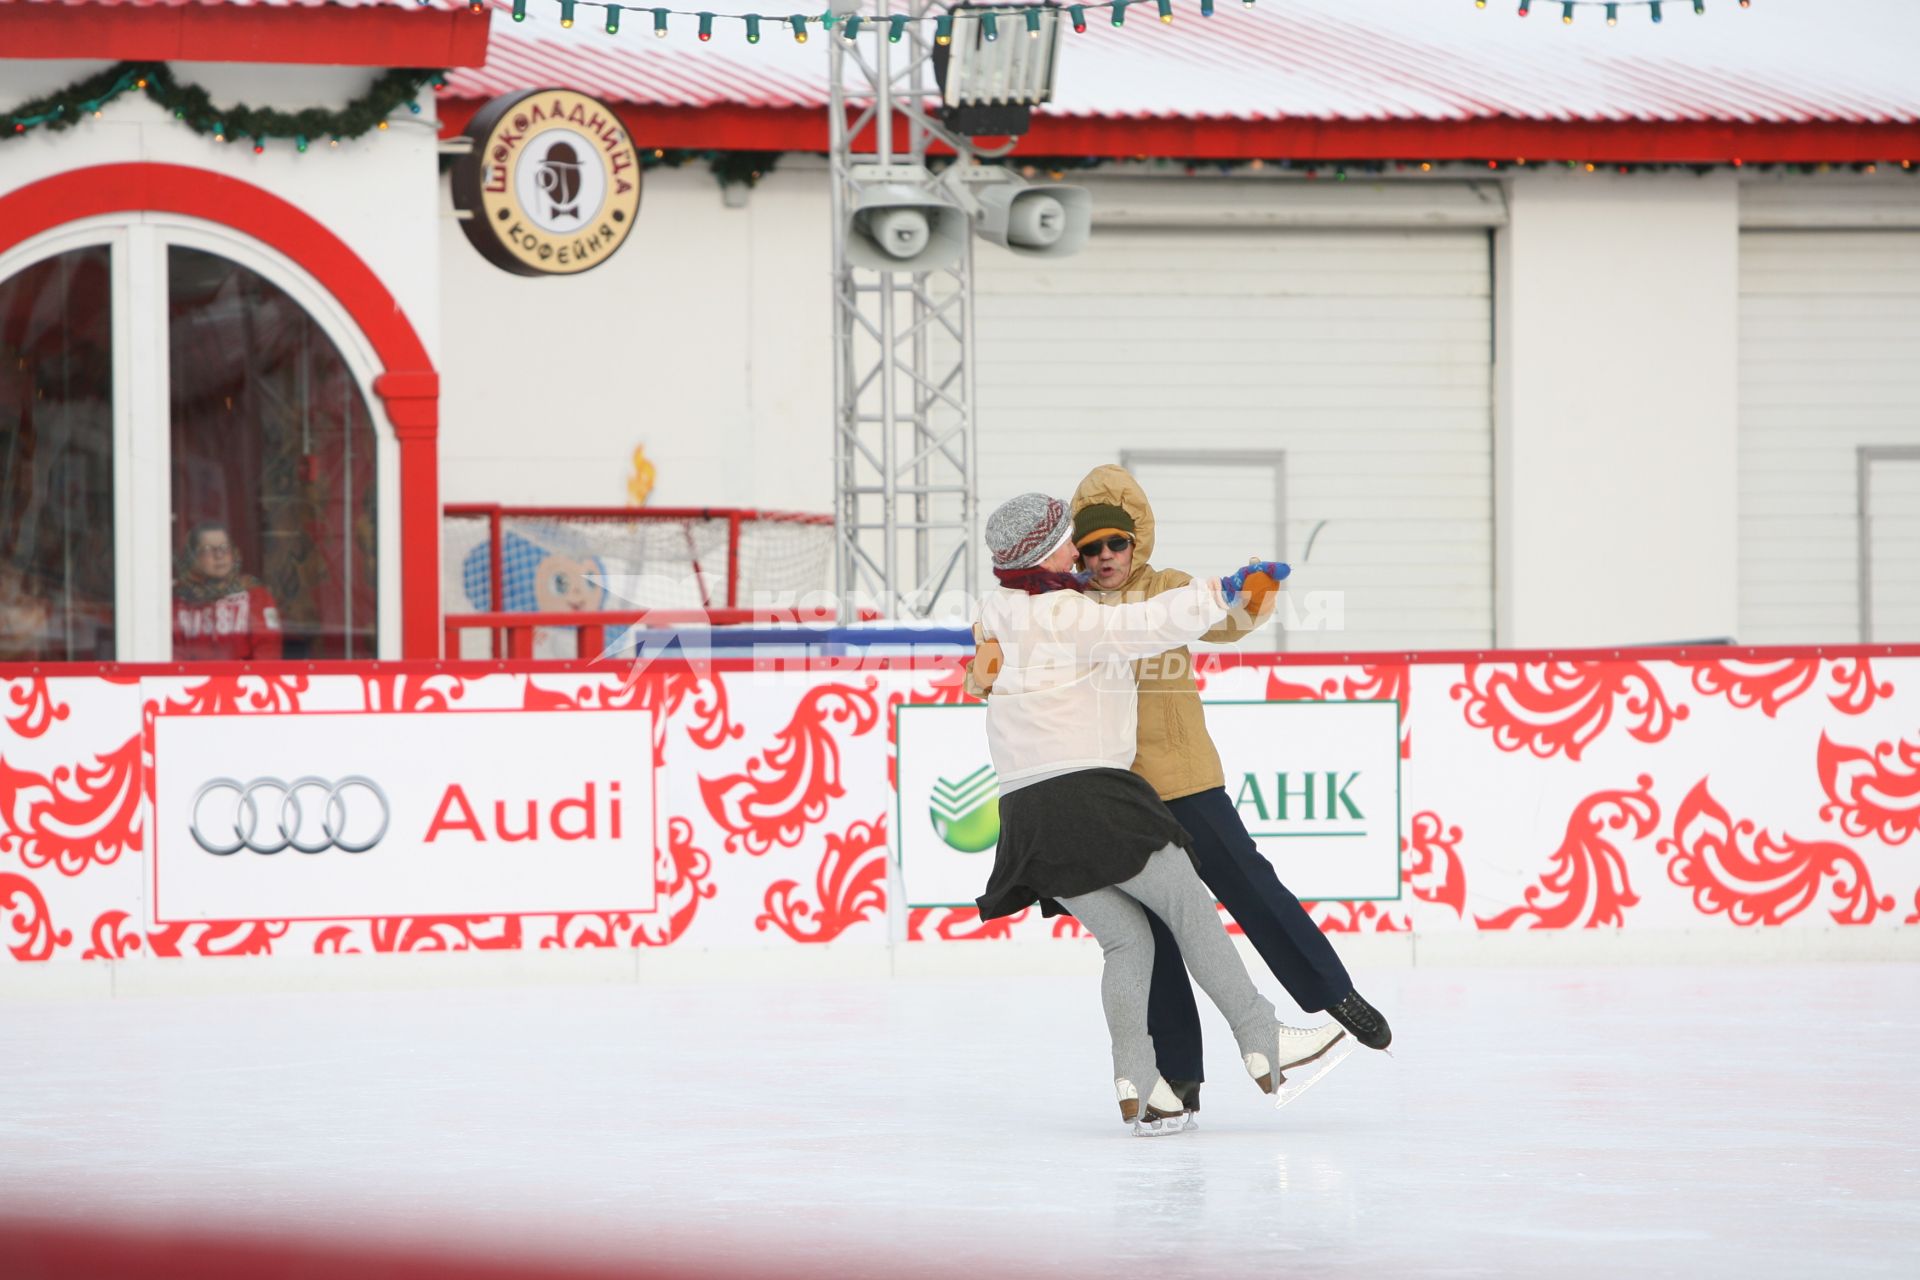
[461,526,607,614]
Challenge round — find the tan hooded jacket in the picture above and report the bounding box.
[969,465,1266,802]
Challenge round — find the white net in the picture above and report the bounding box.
[443,509,834,654]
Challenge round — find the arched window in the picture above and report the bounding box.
[0,208,402,662]
[0,247,116,661]
[168,248,378,660]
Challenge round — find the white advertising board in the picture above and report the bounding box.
[151,709,657,923]
[1202,700,1403,901]
[895,700,1402,909]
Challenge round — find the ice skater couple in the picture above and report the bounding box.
[969,467,1391,1135]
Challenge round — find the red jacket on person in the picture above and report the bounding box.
[173,578,284,660]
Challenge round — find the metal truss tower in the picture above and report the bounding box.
[829,6,981,623]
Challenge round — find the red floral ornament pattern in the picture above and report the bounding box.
[316,915,523,954]
[157,674,309,717]
[1305,900,1411,933]
[632,816,716,947]
[757,814,889,942]
[700,679,881,855]
[1827,657,1893,716]
[1453,663,1687,762]
[1658,779,1895,926]
[4,676,71,739]
[146,919,288,958]
[1817,732,1920,846]
[83,910,146,960]
[1402,811,1467,917]
[525,667,739,767]
[360,671,468,712]
[906,905,1027,941]
[543,912,632,949]
[0,872,71,960]
[0,735,146,877]
[1327,665,1411,759]
[1264,669,1327,703]
[1676,656,1893,719]
[1477,776,1658,930]
[1676,657,1819,719]
[885,660,973,792]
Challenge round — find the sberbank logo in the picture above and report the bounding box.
[1235,771,1366,839]
[929,764,1000,853]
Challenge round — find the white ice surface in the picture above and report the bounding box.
[2,962,1916,1277]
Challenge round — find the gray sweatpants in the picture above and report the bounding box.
[1058,844,1280,1094]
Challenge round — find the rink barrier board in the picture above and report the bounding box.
[2,646,1918,983]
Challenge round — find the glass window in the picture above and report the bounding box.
[0,247,116,662]
[168,247,377,660]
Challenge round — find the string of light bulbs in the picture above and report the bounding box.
[484,0,1752,41]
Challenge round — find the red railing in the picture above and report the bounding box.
[443,504,834,658]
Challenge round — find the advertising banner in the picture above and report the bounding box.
[1,652,1916,971]
[894,700,1401,909]
[1202,700,1402,901]
[150,708,657,923]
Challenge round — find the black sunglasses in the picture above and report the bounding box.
[1079,536,1133,556]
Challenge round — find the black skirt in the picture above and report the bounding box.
[975,768,1196,921]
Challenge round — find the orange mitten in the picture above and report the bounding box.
[967,636,1004,698]
[1237,570,1282,618]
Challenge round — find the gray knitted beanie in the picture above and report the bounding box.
[985,493,1074,571]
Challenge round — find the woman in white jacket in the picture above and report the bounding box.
[974,493,1345,1135]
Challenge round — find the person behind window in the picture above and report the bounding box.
[0,562,56,661]
[173,521,283,661]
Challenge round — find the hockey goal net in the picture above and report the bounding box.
[443,505,833,641]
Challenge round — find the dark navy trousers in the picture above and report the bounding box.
[1146,786,1353,1083]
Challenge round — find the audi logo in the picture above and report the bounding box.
[189,776,391,855]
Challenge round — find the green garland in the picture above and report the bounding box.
[3,62,445,153]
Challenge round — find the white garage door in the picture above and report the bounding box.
[972,223,1493,653]
[1738,230,1920,643]
[1864,451,1920,642]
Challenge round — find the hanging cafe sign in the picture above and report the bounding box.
[451,88,642,277]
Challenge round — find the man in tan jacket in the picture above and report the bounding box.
[971,465,1390,1112]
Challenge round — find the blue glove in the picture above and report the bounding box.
[1220,560,1291,605]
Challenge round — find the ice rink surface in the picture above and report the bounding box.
[2,961,1916,1277]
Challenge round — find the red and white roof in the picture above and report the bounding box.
[0,0,491,65]
[442,0,1920,161]
[454,0,1920,125]
[5,0,469,9]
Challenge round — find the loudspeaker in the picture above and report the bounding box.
[974,182,1091,258]
[845,184,969,273]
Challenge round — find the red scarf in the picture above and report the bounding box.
[993,567,1088,596]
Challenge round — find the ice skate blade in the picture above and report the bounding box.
[1130,1114,1195,1138]
[1271,1036,1357,1109]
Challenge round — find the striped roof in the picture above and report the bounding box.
[8,0,470,9]
[446,0,1920,126]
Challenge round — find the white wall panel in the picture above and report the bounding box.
[1738,230,1920,643]
[973,214,1494,652]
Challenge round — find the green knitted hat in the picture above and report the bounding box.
[1073,502,1136,547]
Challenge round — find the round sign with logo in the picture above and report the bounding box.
[452,88,642,277]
